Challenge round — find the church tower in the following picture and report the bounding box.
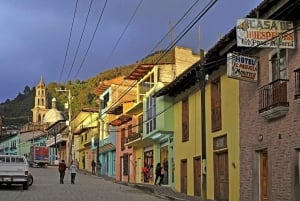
[31,76,48,124]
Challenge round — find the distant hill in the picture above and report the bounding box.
[0,65,134,129]
[0,48,177,130]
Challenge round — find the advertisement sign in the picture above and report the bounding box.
[227,53,258,82]
[236,18,294,48]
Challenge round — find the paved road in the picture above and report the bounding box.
[0,166,168,201]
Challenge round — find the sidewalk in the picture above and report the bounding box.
[78,169,202,201]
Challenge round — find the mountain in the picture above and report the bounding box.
[0,65,134,129]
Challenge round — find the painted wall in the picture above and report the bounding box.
[173,90,201,195]
[206,72,240,201]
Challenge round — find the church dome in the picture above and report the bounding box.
[43,98,66,124]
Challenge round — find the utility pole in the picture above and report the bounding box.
[97,98,101,176]
[197,49,207,200]
[56,88,72,165]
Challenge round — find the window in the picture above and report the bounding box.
[271,49,287,81]
[138,115,143,133]
[146,96,156,134]
[139,71,156,102]
[128,125,132,136]
[121,128,125,151]
[211,78,222,132]
[102,93,110,109]
[182,98,189,142]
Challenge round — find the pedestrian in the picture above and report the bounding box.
[69,160,77,184]
[159,165,165,185]
[97,161,102,176]
[58,159,67,184]
[91,159,96,175]
[154,163,162,185]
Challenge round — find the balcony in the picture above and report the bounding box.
[126,132,142,143]
[259,79,289,120]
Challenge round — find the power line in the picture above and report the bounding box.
[58,0,79,83]
[148,0,201,54]
[66,0,94,81]
[97,0,218,123]
[103,0,144,67]
[153,0,218,65]
[73,0,108,80]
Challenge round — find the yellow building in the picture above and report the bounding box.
[155,56,240,200]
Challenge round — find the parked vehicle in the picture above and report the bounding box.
[0,155,31,190]
[29,146,49,167]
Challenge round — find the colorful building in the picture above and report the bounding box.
[125,46,200,186]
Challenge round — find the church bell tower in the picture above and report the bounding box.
[31,76,48,124]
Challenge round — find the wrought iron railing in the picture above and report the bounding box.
[259,79,289,113]
[126,132,142,143]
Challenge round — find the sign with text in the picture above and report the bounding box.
[236,18,294,48]
[227,53,258,82]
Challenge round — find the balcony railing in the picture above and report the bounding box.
[294,68,300,100]
[126,132,142,143]
[259,79,289,120]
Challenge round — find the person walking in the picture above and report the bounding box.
[69,160,77,184]
[154,163,162,185]
[159,165,165,185]
[91,159,96,175]
[58,160,67,184]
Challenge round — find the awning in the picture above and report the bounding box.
[99,143,115,154]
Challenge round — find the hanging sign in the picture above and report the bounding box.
[227,53,258,82]
[236,18,294,48]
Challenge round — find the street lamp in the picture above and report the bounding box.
[56,88,72,165]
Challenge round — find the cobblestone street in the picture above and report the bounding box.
[0,166,167,201]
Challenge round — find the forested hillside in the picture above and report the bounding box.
[0,65,133,129]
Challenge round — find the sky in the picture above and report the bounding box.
[0,0,262,103]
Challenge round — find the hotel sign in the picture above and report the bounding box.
[236,18,294,48]
[227,53,258,82]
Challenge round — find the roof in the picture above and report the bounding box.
[125,64,154,81]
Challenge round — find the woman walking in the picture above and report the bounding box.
[69,160,77,184]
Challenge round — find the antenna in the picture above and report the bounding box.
[169,21,174,48]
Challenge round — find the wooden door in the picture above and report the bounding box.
[260,151,268,201]
[214,151,229,201]
[181,159,187,194]
[194,157,201,196]
[120,157,123,181]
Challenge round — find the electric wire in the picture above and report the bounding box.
[152,0,218,65]
[103,0,143,68]
[94,0,219,131]
[98,1,300,133]
[95,0,199,114]
[66,0,94,81]
[148,0,201,55]
[59,0,79,83]
[73,0,108,80]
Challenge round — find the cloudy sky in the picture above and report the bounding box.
[0,0,262,103]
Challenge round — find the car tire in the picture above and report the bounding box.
[28,175,33,186]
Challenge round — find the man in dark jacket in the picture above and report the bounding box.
[58,160,67,184]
